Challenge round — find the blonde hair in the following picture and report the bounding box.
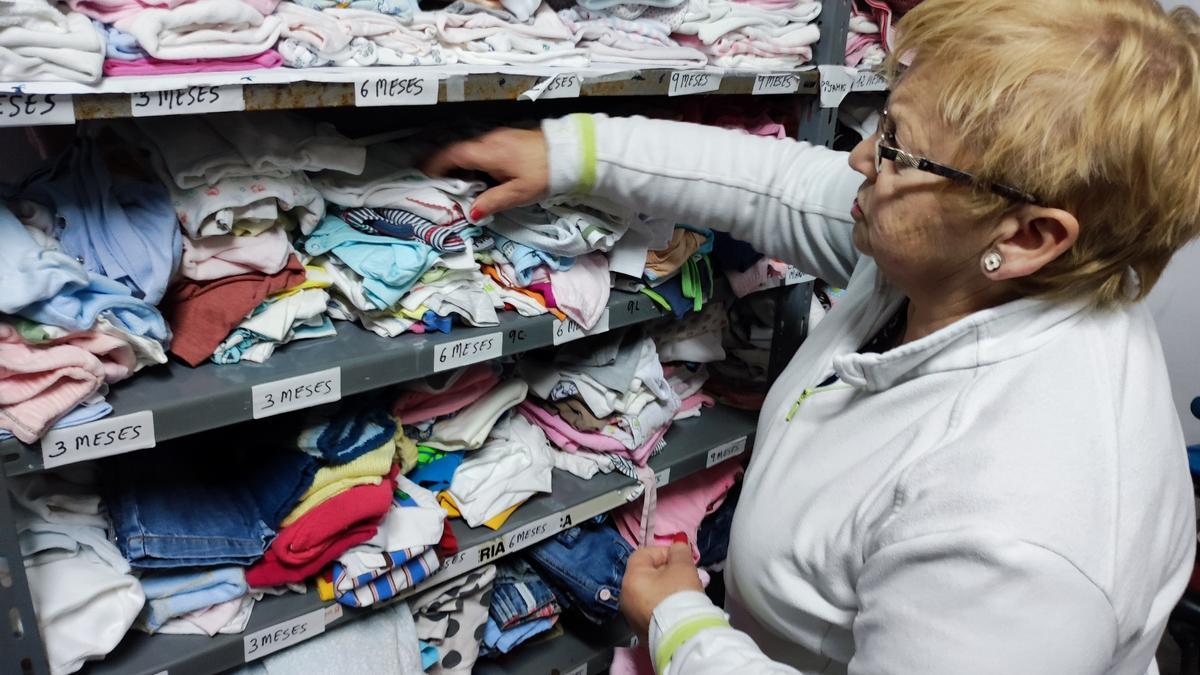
[886,0,1200,306]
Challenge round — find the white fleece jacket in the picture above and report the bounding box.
[541,114,1195,675]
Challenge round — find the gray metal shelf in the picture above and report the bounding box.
[0,291,665,476]
[82,404,757,675]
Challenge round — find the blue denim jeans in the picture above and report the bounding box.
[489,558,559,629]
[526,516,632,624]
[107,447,316,568]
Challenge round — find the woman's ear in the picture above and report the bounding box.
[985,205,1080,280]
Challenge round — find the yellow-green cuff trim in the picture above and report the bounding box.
[571,113,597,194]
[654,615,730,674]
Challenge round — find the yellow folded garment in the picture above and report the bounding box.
[316,575,335,602]
[394,430,419,475]
[271,265,334,300]
[437,491,524,530]
[281,441,395,527]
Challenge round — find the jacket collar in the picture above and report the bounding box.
[832,264,1093,392]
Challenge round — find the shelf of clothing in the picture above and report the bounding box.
[0,290,666,477]
[476,614,635,675]
[81,403,757,675]
[2,66,820,121]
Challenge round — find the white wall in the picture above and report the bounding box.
[1148,242,1200,443]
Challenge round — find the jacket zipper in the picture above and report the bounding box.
[786,382,853,422]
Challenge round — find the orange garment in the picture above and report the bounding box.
[481,264,567,321]
[645,229,706,280]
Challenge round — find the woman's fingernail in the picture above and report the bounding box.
[469,206,485,221]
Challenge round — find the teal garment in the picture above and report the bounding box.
[211,315,337,365]
[419,641,438,671]
[304,215,439,310]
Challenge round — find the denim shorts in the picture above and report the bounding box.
[489,558,559,629]
[107,447,316,568]
[526,516,632,624]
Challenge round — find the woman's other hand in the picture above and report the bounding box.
[423,128,549,220]
[621,542,705,642]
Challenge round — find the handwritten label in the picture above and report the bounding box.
[753,73,801,95]
[430,487,634,583]
[852,71,888,91]
[0,94,74,126]
[654,468,671,487]
[817,65,857,108]
[668,71,722,97]
[785,267,804,285]
[243,608,326,662]
[706,436,747,468]
[130,86,243,117]
[41,411,155,469]
[355,76,438,107]
[564,664,588,675]
[520,73,581,101]
[323,604,343,623]
[433,332,502,372]
[552,308,610,345]
[251,367,341,419]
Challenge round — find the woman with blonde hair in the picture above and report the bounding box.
[427,0,1200,671]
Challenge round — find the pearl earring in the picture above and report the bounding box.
[982,250,1003,273]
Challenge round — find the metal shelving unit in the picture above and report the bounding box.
[0,2,856,671]
[80,405,757,675]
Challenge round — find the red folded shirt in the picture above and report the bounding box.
[245,468,396,588]
[164,256,305,367]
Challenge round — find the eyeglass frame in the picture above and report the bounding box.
[874,108,1041,205]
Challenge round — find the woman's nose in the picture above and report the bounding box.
[849,133,878,180]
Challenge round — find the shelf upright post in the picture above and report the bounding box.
[0,466,51,675]
[797,0,854,148]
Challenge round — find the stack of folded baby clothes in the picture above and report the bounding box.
[131,113,361,366]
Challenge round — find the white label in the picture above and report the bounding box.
[520,73,581,101]
[552,308,610,346]
[130,86,244,117]
[153,671,168,675]
[433,332,502,372]
[243,608,326,662]
[564,664,588,675]
[753,73,802,95]
[706,436,747,468]
[430,487,631,582]
[323,604,343,623]
[668,71,722,97]
[41,411,155,469]
[785,267,804,285]
[251,367,341,419]
[654,468,671,487]
[817,65,857,108]
[852,70,889,92]
[355,76,438,107]
[0,94,74,126]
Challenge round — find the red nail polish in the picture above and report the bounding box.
[469,206,484,221]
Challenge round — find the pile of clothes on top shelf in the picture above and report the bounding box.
[1,0,824,83]
[846,0,924,68]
